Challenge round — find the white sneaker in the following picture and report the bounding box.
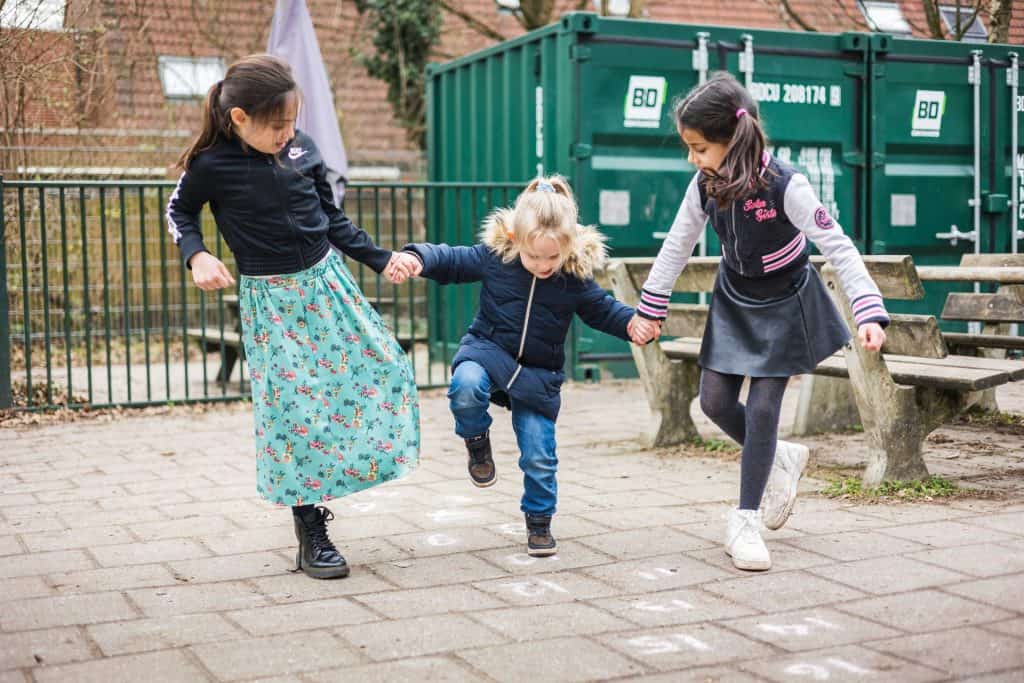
[725,508,771,571]
[760,440,810,531]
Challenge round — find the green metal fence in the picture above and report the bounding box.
[0,177,524,411]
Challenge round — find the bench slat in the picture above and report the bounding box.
[918,266,1024,284]
[882,352,1024,381]
[660,339,1010,392]
[663,303,709,338]
[616,257,721,293]
[960,254,1024,268]
[941,293,1024,323]
[814,255,925,299]
[617,255,924,299]
[883,314,946,358]
[853,255,925,300]
[186,328,243,347]
[944,332,1024,352]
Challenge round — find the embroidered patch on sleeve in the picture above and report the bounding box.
[814,206,834,230]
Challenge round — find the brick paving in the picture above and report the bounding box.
[1,379,1022,681]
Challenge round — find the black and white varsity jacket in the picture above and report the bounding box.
[637,156,889,329]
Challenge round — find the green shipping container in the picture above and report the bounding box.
[869,36,1023,326]
[426,12,1023,378]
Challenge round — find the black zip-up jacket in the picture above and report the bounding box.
[166,130,392,276]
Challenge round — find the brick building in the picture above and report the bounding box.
[1,0,1021,179]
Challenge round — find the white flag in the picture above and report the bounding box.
[268,0,349,203]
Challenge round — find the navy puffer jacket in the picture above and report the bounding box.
[404,215,633,420]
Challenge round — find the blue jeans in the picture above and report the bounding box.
[448,361,558,516]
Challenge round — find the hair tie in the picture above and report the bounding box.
[535,181,556,193]
[736,108,748,119]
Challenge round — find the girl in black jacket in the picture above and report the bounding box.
[167,54,423,579]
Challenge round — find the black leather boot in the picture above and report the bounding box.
[465,431,496,487]
[292,506,349,579]
[525,513,557,557]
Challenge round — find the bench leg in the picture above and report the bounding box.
[973,322,1009,413]
[603,261,700,448]
[857,383,977,486]
[792,375,860,436]
[633,342,701,448]
[217,346,239,384]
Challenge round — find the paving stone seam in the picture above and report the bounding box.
[332,616,508,666]
[976,618,1024,638]
[857,635,1005,679]
[908,548,1024,582]
[933,584,1024,615]
[828,591,1018,634]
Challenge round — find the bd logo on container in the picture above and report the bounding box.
[911,90,946,138]
[624,75,667,128]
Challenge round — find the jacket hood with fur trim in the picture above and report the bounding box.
[479,208,608,280]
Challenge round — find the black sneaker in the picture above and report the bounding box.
[525,513,557,557]
[465,432,496,487]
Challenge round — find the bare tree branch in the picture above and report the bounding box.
[778,0,817,31]
[949,1,985,40]
[832,0,870,30]
[437,0,506,41]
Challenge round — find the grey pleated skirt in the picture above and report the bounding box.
[698,262,851,378]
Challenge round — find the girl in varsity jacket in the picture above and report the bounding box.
[628,73,889,572]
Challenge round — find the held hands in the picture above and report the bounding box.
[189,251,236,291]
[627,314,662,345]
[858,322,886,352]
[384,251,423,284]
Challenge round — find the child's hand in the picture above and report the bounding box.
[858,322,886,352]
[189,251,236,291]
[384,251,422,284]
[628,315,661,345]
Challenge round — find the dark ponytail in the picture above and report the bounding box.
[176,54,298,170]
[674,72,769,208]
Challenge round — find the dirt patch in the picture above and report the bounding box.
[0,399,250,429]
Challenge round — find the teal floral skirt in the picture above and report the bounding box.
[238,252,420,506]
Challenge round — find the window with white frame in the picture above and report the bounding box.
[0,0,65,30]
[939,5,988,42]
[859,1,913,35]
[158,56,226,99]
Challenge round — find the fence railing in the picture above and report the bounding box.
[0,177,524,410]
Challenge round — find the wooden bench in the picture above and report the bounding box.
[939,253,1024,356]
[604,255,1024,485]
[185,294,244,383]
[930,253,1024,413]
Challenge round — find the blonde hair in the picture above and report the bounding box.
[492,175,579,266]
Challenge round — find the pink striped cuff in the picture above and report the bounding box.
[851,294,884,313]
[637,302,667,320]
[640,291,669,305]
[854,305,889,325]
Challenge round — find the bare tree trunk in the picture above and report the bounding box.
[989,0,1013,43]
[628,0,647,18]
[517,0,556,29]
[922,0,948,39]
